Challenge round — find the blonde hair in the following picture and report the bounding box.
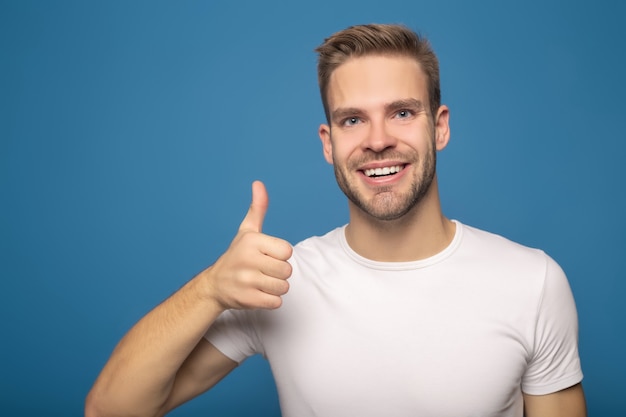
[315,24,441,122]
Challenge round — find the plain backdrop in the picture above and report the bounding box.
[2,1,625,416]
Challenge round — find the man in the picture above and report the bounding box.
[86,24,585,417]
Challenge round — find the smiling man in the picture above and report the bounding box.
[86,24,585,417]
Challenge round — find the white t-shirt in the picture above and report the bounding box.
[205,221,583,417]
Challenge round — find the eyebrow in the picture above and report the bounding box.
[330,98,426,124]
[386,98,425,113]
[330,107,363,124]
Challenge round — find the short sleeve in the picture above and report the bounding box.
[521,255,583,395]
[204,309,262,364]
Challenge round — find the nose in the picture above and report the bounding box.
[362,118,397,152]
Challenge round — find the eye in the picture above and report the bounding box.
[395,109,414,119]
[342,117,361,127]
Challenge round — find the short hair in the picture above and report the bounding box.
[315,24,441,123]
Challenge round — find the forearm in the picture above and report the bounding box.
[87,181,293,417]
[87,269,222,417]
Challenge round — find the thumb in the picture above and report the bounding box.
[239,180,268,233]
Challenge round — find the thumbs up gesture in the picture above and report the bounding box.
[204,181,293,311]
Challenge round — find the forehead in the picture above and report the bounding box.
[327,55,428,110]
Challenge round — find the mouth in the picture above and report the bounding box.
[362,164,406,178]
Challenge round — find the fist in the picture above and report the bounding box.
[206,181,293,310]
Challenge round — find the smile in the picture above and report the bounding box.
[363,165,405,178]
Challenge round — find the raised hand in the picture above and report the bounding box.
[205,181,293,311]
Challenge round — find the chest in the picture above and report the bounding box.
[257,268,534,416]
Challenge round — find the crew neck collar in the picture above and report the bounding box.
[337,220,463,271]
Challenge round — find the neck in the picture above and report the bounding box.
[344,177,455,262]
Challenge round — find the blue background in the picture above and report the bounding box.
[2,1,625,415]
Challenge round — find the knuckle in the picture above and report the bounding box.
[270,278,289,295]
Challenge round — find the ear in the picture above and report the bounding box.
[319,124,334,164]
[434,105,451,151]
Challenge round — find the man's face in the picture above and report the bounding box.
[318,55,449,221]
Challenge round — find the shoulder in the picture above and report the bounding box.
[458,222,552,266]
[453,222,568,297]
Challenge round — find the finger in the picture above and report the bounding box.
[257,275,290,297]
[235,286,284,310]
[239,180,268,233]
[255,292,283,310]
[258,256,293,280]
[258,236,293,261]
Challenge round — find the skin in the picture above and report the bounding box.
[318,54,455,262]
[523,384,587,417]
[320,54,585,415]
[85,54,586,417]
[85,181,293,417]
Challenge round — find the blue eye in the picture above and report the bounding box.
[343,117,360,126]
[396,110,412,118]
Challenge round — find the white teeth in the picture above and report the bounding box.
[364,165,404,177]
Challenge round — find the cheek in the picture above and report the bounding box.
[334,129,366,153]
[326,135,353,164]
[333,145,358,168]
[404,131,435,154]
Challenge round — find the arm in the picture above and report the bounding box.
[523,383,586,417]
[85,181,292,417]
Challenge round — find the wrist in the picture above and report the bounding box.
[190,266,228,313]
